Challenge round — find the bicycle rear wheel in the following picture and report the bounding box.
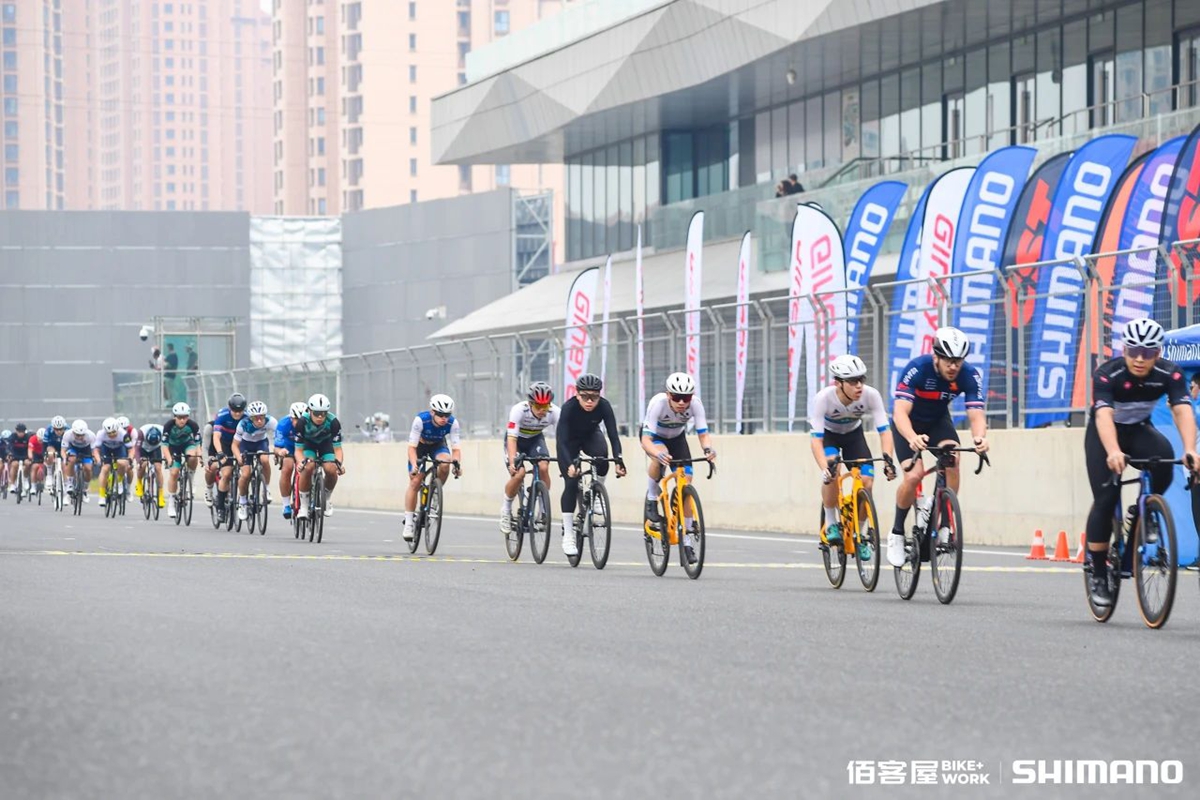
[1133,494,1177,629]
[424,481,443,555]
[588,482,612,570]
[854,488,881,592]
[819,508,846,589]
[529,482,551,564]
[894,528,921,600]
[1086,515,1123,623]
[929,488,964,605]
[644,498,669,576]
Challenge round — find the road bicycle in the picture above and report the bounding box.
[173,460,195,526]
[241,455,270,535]
[819,455,890,591]
[67,455,89,516]
[298,458,342,544]
[13,462,27,505]
[565,454,620,570]
[47,457,64,512]
[102,464,128,518]
[644,457,715,580]
[139,458,160,521]
[505,454,553,563]
[408,456,456,555]
[1086,455,1189,629]
[209,458,240,532]
[895,445,989,604]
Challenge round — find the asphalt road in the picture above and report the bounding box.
[3,488,1200,799]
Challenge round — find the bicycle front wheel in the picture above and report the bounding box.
[855,488,881,592]
[680,484,706,580]
[314,486,326,544]
[142,475,153,519]
[505,498,524,561]
[424,481,443,555]
[1133,494,1177,629]
[407,483,425,553]
[1086,514,1123,623]
[529,482,551,564]
[929,489,964,605]
[819,508,846,589]
[894,529,921,600]
[246,475,259,535]
[644,497,670,577]
[589,482,612,570]
[256,475,269,535]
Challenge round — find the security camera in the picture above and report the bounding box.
[425,308,437,320]
[139,325,151,342]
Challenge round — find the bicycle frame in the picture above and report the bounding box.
[649,459,715,546]
[514,455,553,531]
[824,456,890,544]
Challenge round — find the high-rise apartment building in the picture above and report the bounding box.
[272,0,571,218]
[2,0,272,212]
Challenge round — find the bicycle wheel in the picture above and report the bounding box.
[174,475,185,527]
[314,486,326,544]
[150,471,160,521]
[854,488,881,592]
[54,467,64,512]
[894,528,921,600]
[644,497,670,577]
[1133,494,1177,629]
[504,495,524,561]
[307,487,319,542]
[15,471,23,505]
[680,484,706,579]
[182,472,194,526]
[141,473,151,519]
[424,481,443,555]
[72,472,84,516]
[407,482,425,554]
[819,508,846,589]
[226,491,238,531]
[246,472,259,535]
[929,489,964,605]
[210,487,223,529]
[256,473,269,535]
[529,482,551,565]
[567,508,584,568]
[1086,515,1123,623]
[589,481,612,570]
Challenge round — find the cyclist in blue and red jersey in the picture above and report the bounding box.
[40,416,68,498]
[209,393,247,512]
[274,401,307,519]
[887,326,989,568]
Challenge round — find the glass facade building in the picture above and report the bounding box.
[564,0,1200,262]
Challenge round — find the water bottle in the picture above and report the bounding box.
[914,495,933,532]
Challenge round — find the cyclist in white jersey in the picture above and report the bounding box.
[500,381,560,537]
[232,401,277,521]
[61,420,97,500]
[640,372,716,562]
[809,354,897,544]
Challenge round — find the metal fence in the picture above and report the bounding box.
[111,239,1200,437]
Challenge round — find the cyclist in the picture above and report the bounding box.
[403,394,462,542]
[0,431,10,485]
[1084,318,1198,608]
[887,326,989,568]
[163,402,202,518]
[274,401,307,519]
[6,423,33,496]
[809,355,897,543]
[295,393,345,519]
[640,372,716,565]
[232,401,277,521]
[61,419,96,502]
[209,393,248,514]
[92,417,132,508]
[500,381,559,539]
[29,429,45,496]
[138,422,166,509]
[40,416,68,498]
[556,373,626,557]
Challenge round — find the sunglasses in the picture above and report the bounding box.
[838,377,865,386]
[432,411,449,419]
[577,392,600,402]
[669,393,693,404]
[938,356,965,367]
[1126,345,1160,360]
[531,402,550,412]
[310,410,327,418]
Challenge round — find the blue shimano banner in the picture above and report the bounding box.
[887,183,932,400]
[1159,123,1200,327]
[950,146,1036,388]
[1024,134,1138,427]
[843,181,906,352]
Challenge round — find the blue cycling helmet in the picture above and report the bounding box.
[145,428,162,446]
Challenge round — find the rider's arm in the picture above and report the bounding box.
[962,367,988,446]
[697,430,715,456]
[810,434,832,473]
[966,407,987,444]
[231,425,244,460]
[1094,406,1121,457]
[891,399,917,444]
[599,399,623,460]
[202,422,213,455]
[1170,402,1198,462]
[505,404,521,466]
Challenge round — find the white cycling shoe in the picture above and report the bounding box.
[886,532,907,568]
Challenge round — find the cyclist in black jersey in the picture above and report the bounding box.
[555,374,627,556]
[1084,317,1198,608]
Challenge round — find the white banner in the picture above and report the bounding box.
[788,204,847,430]
[562,266,600,401]
[909,167,976,360]
[735,231,751,433]
[684,211,704,389]
[636,225,646,415]
[599,254,612,388]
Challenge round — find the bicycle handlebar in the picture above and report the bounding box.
[1110,454,1197,488]
[664,457,716,479]
[903,445,990,475]
[570,454,626,477]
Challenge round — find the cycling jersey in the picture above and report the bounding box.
[297,412,343,447]
[894,354,985,423]
[8,431,32,456]
[408,411,460,447]
[29,434,45,463]
[274,416,299,453]
[139,424,164,451]
[555,396,623,459]
[95,429,131,452]
[641,393,708,440]
[235,415,278,443]
[162,418,201,449]
[61,429,96,452]
[41,426,65,450]
[212,408,244,455]
[0,439,8,460]
[1091,356,1188,425]
[808,384,889,437]
[506,402,560,439]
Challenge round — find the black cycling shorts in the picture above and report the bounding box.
[892,414,959,465]
[506,434,550,466]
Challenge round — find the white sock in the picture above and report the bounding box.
[405,511,414,526]
[647,478,659,501]
[502,495,512,513]
[563,515,574,535]
[239,495,247,504]
[825,506,838,525]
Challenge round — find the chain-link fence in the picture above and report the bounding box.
[109,239,1200,436]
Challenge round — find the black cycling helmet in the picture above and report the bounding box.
[227,392,247,412]
[15,422,26,433]
[575,374,603,393]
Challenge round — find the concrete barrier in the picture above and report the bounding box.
[334,428,1094,547]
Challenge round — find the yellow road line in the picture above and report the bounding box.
[0,549,1082,573]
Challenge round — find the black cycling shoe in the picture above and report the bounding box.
[1089,575,1114,608]
[644,498,663,529]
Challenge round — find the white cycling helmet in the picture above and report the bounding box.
[665,372,696,395]
[932,326,970,359]
[1122,317,1164,349]
[1,429,10,439]
[829,354,868,380]
[429,394,455,414]
[172,402,191,417]
[102,417,119,434]
[51,415,67,430]
[307,393,331,413]
[71,419,88,435]
[116,415,130,429]
[247,400,268,417]
[290,401,308,418]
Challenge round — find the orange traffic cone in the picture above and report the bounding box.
[1026,529,1047,560]
[1073,533,1087,563]
[1052,530,1072,561]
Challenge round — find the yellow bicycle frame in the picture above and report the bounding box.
[820,464,871,549]
[645,465,694,546]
